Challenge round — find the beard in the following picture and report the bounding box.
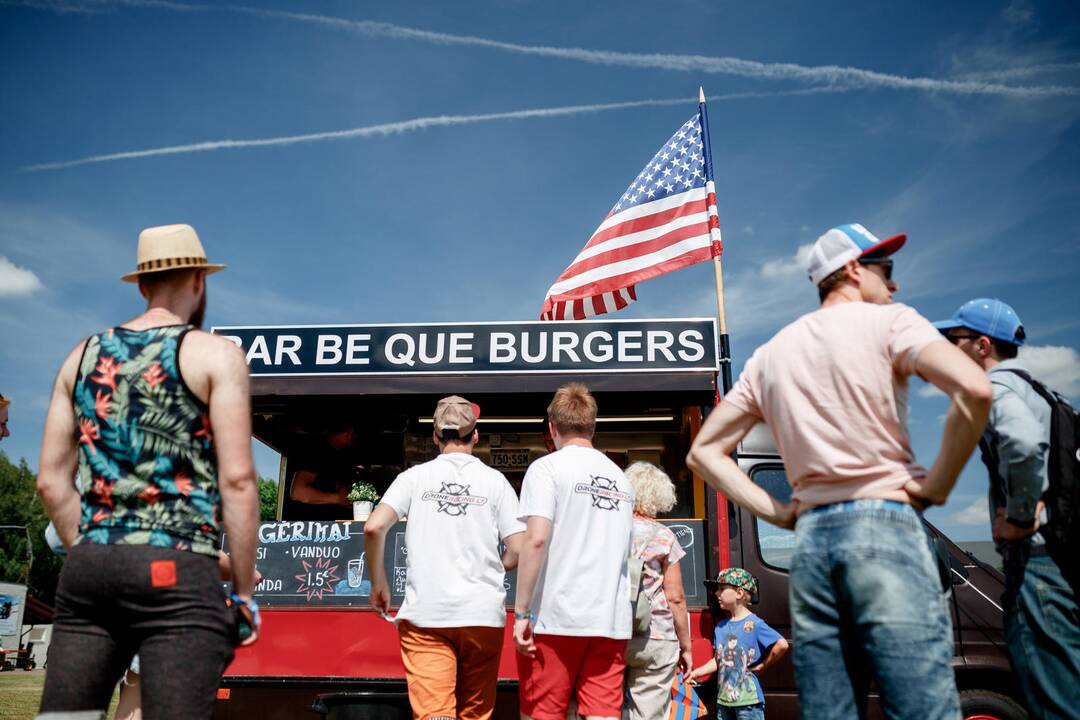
[190,287,207,329]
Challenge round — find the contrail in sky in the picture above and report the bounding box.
[22,90,836,172]
[955,61,1080,82]
[10,0,1080,98]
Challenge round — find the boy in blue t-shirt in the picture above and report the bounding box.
[689,568,789,720]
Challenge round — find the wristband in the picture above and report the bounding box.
[514,611,534,621]
[230,592,262,628]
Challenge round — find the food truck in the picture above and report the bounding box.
[211,318,1024,720]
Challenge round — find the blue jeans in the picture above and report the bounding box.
[718,703,764,720]
[789,499,960,720]
[1002,544,1080,720]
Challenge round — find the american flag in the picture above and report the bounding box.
[540,109,722,320]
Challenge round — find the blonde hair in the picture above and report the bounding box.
[547,383,597,437]
[626,461,677,518]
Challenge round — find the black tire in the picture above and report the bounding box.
[23,660,35,671]
[960,689,1028,720]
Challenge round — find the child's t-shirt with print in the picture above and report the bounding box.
[713,613,782,707]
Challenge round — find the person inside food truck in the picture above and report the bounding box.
[287,417,372,521]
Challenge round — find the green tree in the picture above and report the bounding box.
[258,476,279,521]
[0,451,64,605]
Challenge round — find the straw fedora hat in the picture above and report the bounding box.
[121,224,226,282]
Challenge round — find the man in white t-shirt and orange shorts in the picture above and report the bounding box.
[365,396,525,720]
[513,383,635,720]
[688,224,993,720]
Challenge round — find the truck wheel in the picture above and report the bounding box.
[23,660,35,671]
[960,689,1028,720]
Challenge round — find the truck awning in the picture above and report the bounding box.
[250,369,717,396]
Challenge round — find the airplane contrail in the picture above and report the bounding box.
[22,90,836,172]
[955,61,1080,82]
[10,0,1080,98]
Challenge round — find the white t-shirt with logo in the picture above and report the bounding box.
[380,452,525,628]
[518,445,634,639]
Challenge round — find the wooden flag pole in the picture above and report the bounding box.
[698,87,733,394]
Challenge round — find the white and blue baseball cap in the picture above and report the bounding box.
[933,298,1025,346]
[806,223,907,285]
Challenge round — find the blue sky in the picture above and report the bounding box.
[1,0,1079,541]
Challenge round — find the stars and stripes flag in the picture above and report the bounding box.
[540,101,723,320]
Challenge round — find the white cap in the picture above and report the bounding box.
[806,223,907,285]
[806,228,861,286]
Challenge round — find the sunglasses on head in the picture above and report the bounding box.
[857,257,893,281]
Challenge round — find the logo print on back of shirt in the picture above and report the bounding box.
[573,475,631,511]
[421,482,489,517]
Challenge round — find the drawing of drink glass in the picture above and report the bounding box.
[348,555,366,588]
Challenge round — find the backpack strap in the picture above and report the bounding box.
[997,368,1059,409]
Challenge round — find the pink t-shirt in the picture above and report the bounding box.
[723,302,944,507]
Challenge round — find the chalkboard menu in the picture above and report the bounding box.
[225,519,708,608]
[665,520,709,607]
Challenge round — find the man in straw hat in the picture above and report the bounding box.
[688,224,993,719]
[36,224,261,720]
[365,396,525,720]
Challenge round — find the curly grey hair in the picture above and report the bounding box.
[625,461,677,518]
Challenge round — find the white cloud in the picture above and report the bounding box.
[1018,345,1080,398]
[0,256,44,296]
[1003,0,1036,30]
[760,243,813,279]
[742,225,755,236]
[917,382,945,399]
[951,496,990,526]
[720,244,819,336]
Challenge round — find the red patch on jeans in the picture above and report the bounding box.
[150,560,177,588]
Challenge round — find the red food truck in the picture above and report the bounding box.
[211,318,1025,720]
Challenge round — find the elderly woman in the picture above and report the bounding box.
[624,461,693,720]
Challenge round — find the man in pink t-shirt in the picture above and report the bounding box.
[688,223,992,720]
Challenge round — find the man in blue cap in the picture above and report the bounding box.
[935,298,1080,719]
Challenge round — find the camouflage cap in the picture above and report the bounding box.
[714,567,756,594]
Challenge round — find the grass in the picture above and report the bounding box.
[0,670,119,720]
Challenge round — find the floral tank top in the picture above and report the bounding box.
[73,325,221,556]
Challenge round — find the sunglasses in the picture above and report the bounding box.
[946,332,982,345]
[858,257,893,281]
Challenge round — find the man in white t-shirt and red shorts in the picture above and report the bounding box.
[514,383,635,720]
[688,224,993,720]
[365,396,525,720]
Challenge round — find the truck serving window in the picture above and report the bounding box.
[249,397,714,608]
[751,467,795,571]
[264,400,707,523]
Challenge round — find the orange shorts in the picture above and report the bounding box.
[398,620,504,720]
[517,634,627,720]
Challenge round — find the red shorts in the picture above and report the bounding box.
[517,634,627,720]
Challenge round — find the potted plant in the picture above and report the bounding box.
[348,481,380,521]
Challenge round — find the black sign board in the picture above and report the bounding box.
[225,519,708,608]
[211,319,717,376]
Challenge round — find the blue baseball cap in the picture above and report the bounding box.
[807,223,907,285]
[933,298,1025,346]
